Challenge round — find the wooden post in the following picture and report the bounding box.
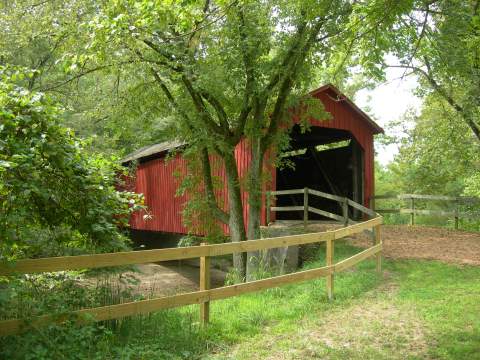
[199,243,210,325]
[454,199,459,230]
[342,197,349,227]
[304,187,309,229]
[326,238,334,300]
[266,192,271,225]
[410,197,415,226]
[374,225,382,273]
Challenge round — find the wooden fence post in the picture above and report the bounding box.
[266,192,271,225]
[454,199,459,230]
[374,225,381,273]
[200,243,210,326]
[343,197,349,227]
[410,197,415,226]
[326,238,334,301]
[304,187,309,229]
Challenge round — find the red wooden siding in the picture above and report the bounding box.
[130,153,188,233]
[129,85,379,235]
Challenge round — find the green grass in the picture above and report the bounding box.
[1,242,479,359]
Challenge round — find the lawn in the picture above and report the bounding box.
[1,241,479,359]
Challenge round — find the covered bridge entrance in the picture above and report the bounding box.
[276,125,365,221]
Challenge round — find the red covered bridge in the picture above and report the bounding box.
[122,84,383,241]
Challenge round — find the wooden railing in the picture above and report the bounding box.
[0,196,382,337]
[371,193,480,229]
[266,187,376,227]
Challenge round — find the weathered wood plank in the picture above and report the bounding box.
[375,209,401,213]
[271,206,304,212]
[266,192,271,225]
[269,189,304,195]
[342,197,349,227]
[400,209,455,216]
[304,188,309,229]
[370,194,398,200]
[326,239,334,300]
[374,193,480,202]
[0,229,337,275]
[374,226,381,273]
[377,207,479,219]
[347,199,377,217]
[308,206,344,222]
[410,198,415,225]
[334,244,382,272]
[400,194,461,201]
[333,217,383,240]
[308,189,344,202]
[200,243,210,325]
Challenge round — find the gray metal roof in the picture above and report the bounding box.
[121,140,185,164]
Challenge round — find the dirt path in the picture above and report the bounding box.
[86,261,226,298]
[302,223,480,266]
[351,225,480,266]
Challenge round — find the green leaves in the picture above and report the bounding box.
[0,67,144,260]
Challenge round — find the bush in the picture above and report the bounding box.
[0,67,144,260]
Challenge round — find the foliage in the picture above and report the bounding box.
[0,0,170,155]
[387,95,480,196]
[387,0,480,142]
[374,94,480,228]
[0,67,144,260]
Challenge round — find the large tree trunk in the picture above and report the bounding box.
[224,151,247,280]
[246,138,265,280]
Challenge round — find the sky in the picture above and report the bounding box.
[355,67,422,165]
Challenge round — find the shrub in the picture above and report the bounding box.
[0,67,144,260]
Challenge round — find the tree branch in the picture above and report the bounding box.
[387,62,480,141]
[35,63,117,92]
[233,5,255,140]
[200,91,231,135]
[151,69,193,124]
[263,17,326,149]
[181,75,225,136]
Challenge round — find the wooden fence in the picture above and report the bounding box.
[0,195,382,337]
[266,187,377,227]
[371,193,480,229]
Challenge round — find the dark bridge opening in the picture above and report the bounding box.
[275,125,364,221]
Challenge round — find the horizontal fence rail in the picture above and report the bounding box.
[372,194,480,202]
[266,187,374,228]
[371,193,480,228]
[0,194,382,337]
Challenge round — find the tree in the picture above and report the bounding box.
[0,66,144,260]
[384,93,479,196]
[0,0,172,155]
[72,0,414,278]
[387,0,480,142]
